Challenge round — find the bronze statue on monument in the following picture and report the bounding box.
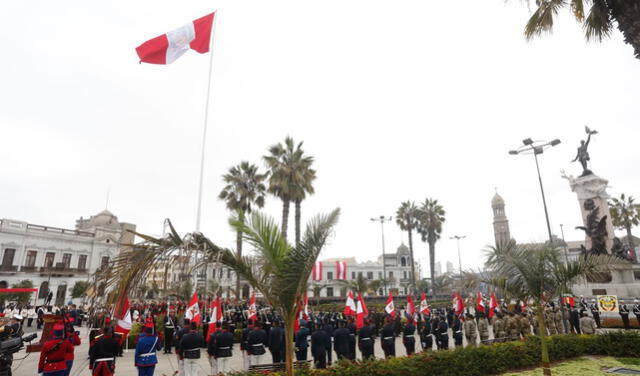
[571,125,598,176]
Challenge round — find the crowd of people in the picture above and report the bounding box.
[32,296,640,376]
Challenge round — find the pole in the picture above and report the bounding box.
[533,152,554,243]
[456,237,463,274]
[380,219,388,296]
[560,224,569,264]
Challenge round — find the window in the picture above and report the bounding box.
[378,271,383,279]
[401,257,406,267]
[25,251,37,267]
[634,271,640,281]
[62,253,72,268]
[77,255,87,270]
[327,271,333,280]
[403,271,407,279]
[389,271,394,278]
[326,287,334,297]
[367,271,373,280]
[351,272,356,279]
[44,252,55,267]
[101,256,109,270]
[357,272,363,279]
[2,249,15,266]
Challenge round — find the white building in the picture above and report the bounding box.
[0,210,134,306]
[446,261,454,274]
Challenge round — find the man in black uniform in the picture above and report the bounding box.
[213,324,234,375]
[346,317,357,360]
[419,317,432,352]
[268,320,284,363]
[358,319,375,360]
[248,321,267,366]
[380,317,396,358]
[179,322,204,376]
[619,300,631,329]
[402,318,416,355]
[90,326,119,376]
[570,307,581,334]
[164,309,176,354]
[437,315,449,350]
[175,318,191,376]
[333,320,350,360]
[311,323,329,368]
[241,322,253,370]
[322,318,334,366]
[589,299,601,328]
[451,314,463,348]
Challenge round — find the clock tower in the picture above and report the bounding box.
[492,191,511,246]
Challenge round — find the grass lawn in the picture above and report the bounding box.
[501,356,640,375]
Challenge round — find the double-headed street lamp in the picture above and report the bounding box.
[449,235,466,275]
[509,138,561,243]
[371,215,392,295]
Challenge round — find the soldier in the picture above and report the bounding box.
[545,307,557,335]
[492,312,506,341]
[322,318,335,366]
[402,318,416,355]
[90,326,119,376]
[241,322,253,370]
[346,317,357,360]
[135,322,162,376]
[214,323,234,375]
[437,315,449,350]
[553,305,565,334]
[477,312,490,344]
[295,321,310,361]
[506,312,520,341]
[175,318,191,375]
[334,320,350,360]
[268,320,284,363]
[63,323,81,376]
[519,312,531,337]
[39,323,74,376]
[358,319,375,360]
[206,322,221,376]
[633,299,640,328]
[579,312,597,335]
[451,314,463,348]
[248,322,268,366]
[163,308,176,354]
[569,306,581,334]
[463,313,478,347]
[619,300,631,329]
[590,299,601,328]
[579,295,588,315]
[419,317,432,351]
[179,322,204,376]
[311,323,329,368]
[380,317,396,358]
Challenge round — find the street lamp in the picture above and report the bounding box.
[559,224,569,264]
[449,235,466,275]
[509,138,561,243]
[371,215,392,295]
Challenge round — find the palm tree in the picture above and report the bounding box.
[337,274,371,296]
[520,0,640,59]
[263,137,316,244]
[417,198,446,286]
[396,201,419,288]
[484,240,622,376]
[310,283,324,305]
[415,279,430,294]
[458,270,481,295]
[609,193,640,250]
[431,273,453,297]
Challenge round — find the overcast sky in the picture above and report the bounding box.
[2,0,639,277]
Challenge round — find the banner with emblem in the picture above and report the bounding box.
[596,295,619,313]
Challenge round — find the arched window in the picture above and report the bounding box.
[0,281,7,289]
[38,281,49,298]
[400,257,407,267]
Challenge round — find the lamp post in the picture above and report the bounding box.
[509,138,561,244]
[559,224,569,264]
[371,215,392,295]
[449,235,466,275]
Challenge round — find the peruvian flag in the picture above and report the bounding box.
[355,293,368,329]
[206,297,223,342]
[302,292,310,321]
[453,292,464,316]
[115,296,132,345]
[185,292,201,326]
[247,292,257,323]
[385,293,396,319]
[406,295,416,322]
[419,292,431,315]
[344,291,356,316]
[336,261,347,280]
[476,292,485,313]
[489,292,498,319]
[136,12,215,65]
[312,261,323,281]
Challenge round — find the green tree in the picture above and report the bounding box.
[417,198,446,286]
[337,274,383,296]
[431,273,453,297]
[263,137,316,244]
[219,161,267,297]
[310,284,324,305]
[609,193,640,250]
[396,201,419,288]
[519,0,640,59]
[415,279,430,294]
[484,240,621,376]
[71,281,89,299]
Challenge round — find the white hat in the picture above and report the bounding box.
[12,314,22,320]
[635,299,639,303]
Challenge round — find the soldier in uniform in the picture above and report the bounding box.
[358,319,375,360]
[295,320,310,361]
[322,318,335,366]
[346,317,357,360]
[213,323,234,374]
[402,318,416,355]
[39,324,74,376]
[179,322,204,376]
[437,315,449,350]
[311,323,329,368]
[248,321,268,366]
[553,305,564,334]
[590,299,601,328]
[63,322,81,376]
[175,318,191,375]
[519,312,531,337]
[333,320,351,360]
[206,322,221,376]
[477,312,490,344]
[633,299,640,328]
[90,326,119,376]
[419,317,432,351]
[163,308,176,354]
[380,317,396,358]
[451,314,463,348]
[268,320,284,363]
[506,312,520,341]
[134,322,162,376]
[619,300,631,329]
[463,313,478,347]
[544,307,557,335]
[241,322,253,370]
[579,312,597,335]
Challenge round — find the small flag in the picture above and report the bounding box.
[385,293,396,319]
[453,292,464,316]
[419,292,431,315]
[355,293,368,329]
[344,291,356,316]
[489,292,498,319]
[476,292,485,313]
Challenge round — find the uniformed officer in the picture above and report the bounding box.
[419,318,432,351]
[544,307,557,335]
[63,323,81,376]
[333,320,350,360]
[311,323,329,368]
[241,322,253,370]
[175,318,191,375]
[179,322,204,376]
[553,305,565,334]
[633,299,640,328]
[451,314,463,348]
[346,317,357,360]
[358,319,375,360]
[506,312,520,341]
[380,317,396,358]
[590,299,601,328]
[477,312,490,344]
[248,321,268,366]
[493,312,506,341]
[295,321,310,361]
[322,318,335,366]
[402,318,416,355]
[519,312,531,337]
[619,300,631,329]
[213,323,234,374]
[463,313,478,347]
[206,322,221,376]
[163,309,176,354]
[437,315,449,350]
[268,320,285,363]
[39,324,74,376]
[135,323,162,376]
[90,326,119,376]
[579,312,597,335]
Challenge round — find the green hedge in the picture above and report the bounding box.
[229,331,640,376]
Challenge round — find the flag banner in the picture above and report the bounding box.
[247,292,257,322]
[136,12,215,64]
[596,295,619,312]
[453,292,464,316]
[419,292,430,315]
[356,293,368,329]
[489,292,498,319]
[312,261,323,281]
[344,291,356,316]
[336,261,347,280]
[185,292,201,326]
[476,292,485,313]
[385,293,396,319]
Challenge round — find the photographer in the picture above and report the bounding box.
[38,324,74,376]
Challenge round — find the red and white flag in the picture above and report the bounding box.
[185,291,201,326]
[247,292,257,323]
[302,292,310,321]
[476,292,485,313]
[453,292,464,316]
[344,291,356,316]
[419,292,431,315]
[489,292,498,319]
[406,295,416,322]
[312,261,323,281]
[136,12,215,65]
[115,296,132,344]
[385,293,396,319]
[355,293,368,329]
[206,297,223,342]
[336,261,347,280]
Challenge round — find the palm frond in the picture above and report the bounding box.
[525,0,566,40]
[584,0,612,41]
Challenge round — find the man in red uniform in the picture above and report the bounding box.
[38,324,74,376]
[64,323,81,376]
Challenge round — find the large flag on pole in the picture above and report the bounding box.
[136,12,216,64]
[115,296,132,345]
[247,292,257,323]
[419,292,431,315]
[406,295,416,322]
[206,297,223,342]
[185,291,201,326]
[385,293,396,319]
[453,292,464,316]
[344,291,356,316]
[489,292,498,319]
[355,293,368,329]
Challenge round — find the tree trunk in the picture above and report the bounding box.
[408,229,416,291]
[235,211,245,299]
[284,312,295,376]
[282,199,290,242]
[609,0,640,59]
[536,303,552,375]
[428,237,436,287]
[295,199,302,246]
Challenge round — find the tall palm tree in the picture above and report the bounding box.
[609,193,640,250]
[484,240,622,376]
[520,0,640,59]
[396,201,419,288]
[431,273,453,297]
[263,137,316,244]
[218,161,267,297]
[417,198,446,286]
[337,274,384,296]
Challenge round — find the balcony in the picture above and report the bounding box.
[20,266,38,272]
[38,265,86,275]
[0,265,18,272]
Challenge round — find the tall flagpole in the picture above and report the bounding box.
[195,11,217,233]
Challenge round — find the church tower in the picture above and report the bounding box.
[492,191,511,246]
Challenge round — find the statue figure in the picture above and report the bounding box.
[575,199,608,255]
[571,126,598,176]
[611,237,637,263]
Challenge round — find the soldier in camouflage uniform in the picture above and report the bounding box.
[477,312,490,344]
[519,312,531,337]
[553,306,565,334]
[463,313,478,347]
[544,307,557,335]
[506,312,520,341]
[493,312,507,341]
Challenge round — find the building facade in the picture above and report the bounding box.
[0,210,134,306]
